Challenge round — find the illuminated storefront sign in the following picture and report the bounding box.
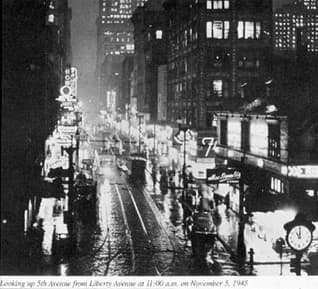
[201,137,217,157]
[57,126,77,135]
[207,167,241,183]
[282,165,318,179]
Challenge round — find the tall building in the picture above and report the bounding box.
[274,0,318,55]
[131,0,167,121]
[2,0,72,258]
[96,0,148,108]
[163,0,272,129]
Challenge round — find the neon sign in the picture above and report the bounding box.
[286,165,318,179]
[202,137,217,157]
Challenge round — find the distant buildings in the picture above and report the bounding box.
[274,0,318,55]
[96,0,148,107]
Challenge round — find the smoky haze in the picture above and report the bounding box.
[70,0,99,116]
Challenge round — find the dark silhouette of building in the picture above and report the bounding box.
[131,0,168,121]
[1,0,72,259]
[120,55,134,112]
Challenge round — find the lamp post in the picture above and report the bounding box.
[176,124,191,190]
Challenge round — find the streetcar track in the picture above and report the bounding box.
[126,183,178,275]
[114,184,136,274]
[117,183,160,275]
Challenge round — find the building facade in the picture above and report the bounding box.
[274,0,318,56]
[215,111,318,217]
[163,0,272,129]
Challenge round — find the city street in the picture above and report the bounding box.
[2,0,318,280]
[1,131,317,276]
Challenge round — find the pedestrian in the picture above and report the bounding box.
[198,184,215,213]
[160,170,168,194]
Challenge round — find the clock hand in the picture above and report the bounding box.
[299,226,301,239]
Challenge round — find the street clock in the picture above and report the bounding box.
[284,213,315,252]
[287,225,313,251]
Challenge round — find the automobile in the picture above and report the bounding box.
[186,211,217,256]
[117,159,129,172]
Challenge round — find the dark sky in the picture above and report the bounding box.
[70,0,99,113]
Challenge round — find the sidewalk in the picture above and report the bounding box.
[143,165,318,275]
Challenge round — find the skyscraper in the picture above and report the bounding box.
[274,0,318,54]
[96,0,148,107]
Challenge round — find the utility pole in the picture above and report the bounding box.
[177,124,189,190]
[153,123,156,156]
[138,114,143,153]
[128,105,131,154]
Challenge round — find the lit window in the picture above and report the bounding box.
[207,0,212,9]
[213,80,223,97]
[207,21,230,39]
[306,190,315,197]
[206,21,212,38]
[212,0,229,9]
[238,21,261,39]
[156,30,163,39]
[48,14,54,23]
[270,177,284,194]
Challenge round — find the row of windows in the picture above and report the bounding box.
[207,0,230,10]
[219,119,281,160]
[206,21,262,39]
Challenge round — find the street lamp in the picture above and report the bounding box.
[175,124,192,190]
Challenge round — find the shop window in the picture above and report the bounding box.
[270,177,284,194]
[238,21,261,39]
[268,123,280,159]
[207,21,230,39]
[220,119,228,146]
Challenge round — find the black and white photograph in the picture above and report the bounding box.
[2,0,318,284]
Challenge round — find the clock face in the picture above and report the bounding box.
[287,225,312,251]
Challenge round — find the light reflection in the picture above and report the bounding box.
[59,263,68,276]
